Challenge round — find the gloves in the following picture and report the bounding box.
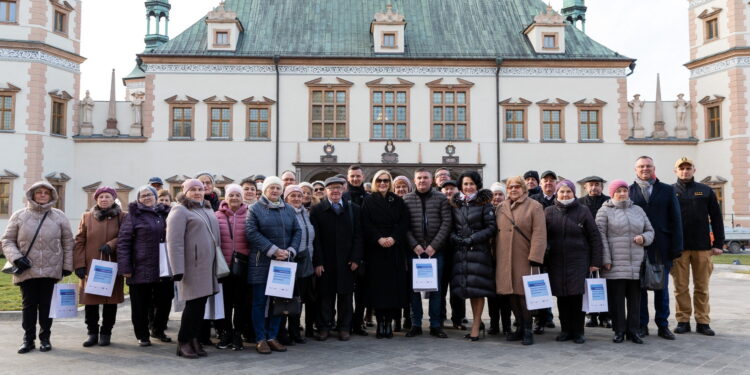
[99,244,112,255]
[62,270,72,277]
[75,267,87,279]
[172,274,184,282]
[530,261,543,268]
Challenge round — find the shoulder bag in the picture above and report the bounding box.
[3,211,50,275]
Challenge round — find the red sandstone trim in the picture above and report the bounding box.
[690,79,698,138]
[71,73,81,135]
[143,74,155,138]
[23,134,44,191]
[726,0,747,48]
[617,78,629,140]
[689,8,697,61]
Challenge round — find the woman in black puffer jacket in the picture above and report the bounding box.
[449,171,497,341]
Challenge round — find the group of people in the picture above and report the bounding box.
[1,155,725,358]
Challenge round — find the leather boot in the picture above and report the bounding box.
[375,316,385,339]
[385,319,393,339]
[507,319,523,341]
[522,321,534,345]
[176,341,198,358]
[82,334,98,347]
[18,341,35,354]
[98,334,111,347]
[191,338,207,357]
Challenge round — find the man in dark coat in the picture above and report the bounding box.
[529,170,557,333]
[671,157,724,336]
[342,165,369,336]
[310,177,364,341]
[524,170,541,196]
[630,156,684,340]
[577,175,611,328]
[439,180,466,329]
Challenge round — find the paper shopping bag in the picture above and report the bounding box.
[172,284,185,313]
[412,258,438,292]
[204,284,225,320]
[49,283,78,318]
[582,277,608,313]
[159,243,172,277]
[265,260,297,299]
[522,273,553,310]
[84,258,118,297]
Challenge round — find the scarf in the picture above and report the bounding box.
[635,177,655,202]
[558,198,575,206]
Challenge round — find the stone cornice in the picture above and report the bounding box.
[0,40,85,70]
[689,55,750,78]
[689,0,715,10]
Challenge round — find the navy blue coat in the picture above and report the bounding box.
[117,202,170,285]
[629,180,684,266]
[245,197,302,285]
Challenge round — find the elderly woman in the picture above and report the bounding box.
[240,177,258,205]
[596,180,654,344]
[299,182,319,208]
[118,185,173,346]
[167,179,221,359]
[213,184,251,350]
[449,171,497,341]
[73,186,126,348]
[360,170,410,339]
[312,181,326,201]
[392,176,412,198]
[544,180,603,344]
[2,182,73,354]
[196,172,220,211]
[495,176,547,346]
[246,176,301,354]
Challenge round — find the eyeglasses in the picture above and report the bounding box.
[376,178,391,184]
[314,188,324,192]
[507,185,523,190]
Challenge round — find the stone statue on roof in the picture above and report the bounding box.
[674,93,690,138]
[629,94,644,136]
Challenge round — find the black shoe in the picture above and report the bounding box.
[18,341,34,354]
[613,332,625,343]
[403,319,412,330]
[351,327,369,336]
[99,334,111,347]
[405,326,423,337]
[522,328,534,345]
[627,331,644,344]
[696,324,716,336]
[39,340,52,352]
[555,331,572,342]
[430,327,448,338]
[487,326,500,335]
[150,331,172,343]
[83,334,98,347]
[674,322,691,334]
[638,326,649,337]
[573,334,585,344]
[585,316,598,327]
[232,335,245,350]
[506,329,523,341]
[545,321,555,329]
[216,335,232,349]
[315,330,329,341]
[452,322,467,330]
[533,322,545,335]
[657,326,675,340]
[138,338,152,347]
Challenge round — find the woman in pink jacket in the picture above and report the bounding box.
[214,184,251,350]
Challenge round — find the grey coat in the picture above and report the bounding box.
[166,198,220,301]
[595,199,655,280]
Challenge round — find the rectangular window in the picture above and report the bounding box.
[247,106,270,139]
[171,106,193,139]
[215,31,229,45]
[707,105,721,139]
[371,89,408,140]
[54,11,66,33]
[431,89,469,140]
[579,109,601,141]
[0,0,17,23]
[504,109,526,140]
[310,89,348,139]
[542,109,562,141]
[383,33,396,48]
[51,100,66,136]
[712,187,724,214]
[706,18,719,40]
[0,181,10,216]
[0,95,13,130]
[50,183,64,211]
[208,106,231,139]
[543,34,556,49]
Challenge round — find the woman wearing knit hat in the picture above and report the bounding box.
[245,176,301,354]
[117,185,173,346]
[392,175,412,198]
[595,179,655,344]
[544,180,603,344]
[73,186,127,348]
[298,182,319,208]
[167,179,221,358]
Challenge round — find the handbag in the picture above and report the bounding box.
[640,248,664,291]
[195,209,230,279]
[225,211,248,279]
[270,296,302,316]
[2,211,49,275]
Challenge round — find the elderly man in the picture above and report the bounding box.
[578,176,611,328]
[524,170,541,196]
[434,168,452,190]
[672,157,724,336]
[630,156,684,340]
[529,170,557,334]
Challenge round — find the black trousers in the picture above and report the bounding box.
[215,276,250,338]
[351,273,366,329]
[488,294,512,331]
[280,276,313,338]
[319,289,353,332]
[556,295,585,335]
[129,280,173,340]
[178,296,208,343]
[508,294,532,325]
[85,304,117,335]
[19,278,56,342]
[607,279,641,334]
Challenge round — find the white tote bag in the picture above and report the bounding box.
[84,258,118,297]
[172,284,185,313]
[49,283,78,318]
[204,284,225,320]
[265,260,297,299]
[523,268,553,310]
[582,273,609,313]
[158,243,172,277]
[412,257,438,292]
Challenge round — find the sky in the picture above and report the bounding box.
[80,0,690,102]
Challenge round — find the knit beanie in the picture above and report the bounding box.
[284,185,303,197]
[263,176,283,193]
[224,183,242,197]
[195,172,214,183]
[608,179,629,198]
[554,180,576,197]
[490,182,506,194]
[182,179,204,192]
[94,186,117,200]
[523,170,540,184]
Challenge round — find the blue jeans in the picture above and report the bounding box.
[640,262,671,328]
[410,252,444,329]
[251,283,281,342]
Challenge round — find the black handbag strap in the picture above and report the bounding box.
[500,209,531,244]
[24,211,49,258]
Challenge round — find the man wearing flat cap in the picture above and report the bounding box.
[671,157,724,336]
[578,176,612,328]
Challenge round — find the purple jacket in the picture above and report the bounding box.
[117,202,170,285]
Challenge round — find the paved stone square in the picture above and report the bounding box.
[2,269,749,375]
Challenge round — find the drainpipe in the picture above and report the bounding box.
[274,55,280,175]
[495,58,503,181]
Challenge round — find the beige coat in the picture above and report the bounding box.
[495,194,547,295]
[74,206,126,305]
[1,181,74,285]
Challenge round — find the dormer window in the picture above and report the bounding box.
[543,34,557,49]
[523,5,566,54]
[371,3,406,54]
[698,8,721,42]
[214,31,229,46]
[205,2,243,51]
[382,32,396,48]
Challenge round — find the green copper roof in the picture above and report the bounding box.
[146,0,630,61]
[123,64,145,82]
